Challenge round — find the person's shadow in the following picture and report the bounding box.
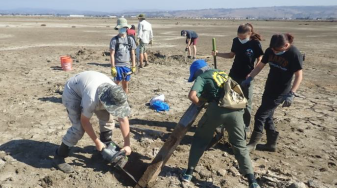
[0,139,150,186]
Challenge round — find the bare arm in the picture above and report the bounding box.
[248,62,266,78]
[186,38,191,48]
[110,49,115,67]
[255,55,263,67]
[131,50,136,67]
[291,70,303,93]
[118,117,131,155]
[81,114,105,151]
[188,90,199,105]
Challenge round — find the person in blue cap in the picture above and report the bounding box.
[181,60,260,188]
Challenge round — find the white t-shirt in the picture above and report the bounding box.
[64,71,115,118]
[137,20,153,44]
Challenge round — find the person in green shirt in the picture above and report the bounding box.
[181,60,260,188]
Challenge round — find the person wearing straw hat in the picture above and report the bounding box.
[110,17,137,94]
[137,14,153,68]
[53,71,132,173]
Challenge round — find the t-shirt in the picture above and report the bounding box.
[191,69,228,102]
[185,30,198,39]
[127,29,136,37]
[137,20,153,44]
[261,45,303,98]
[64,71,116,118]
[229,38,264,80]
[109,35,137,67]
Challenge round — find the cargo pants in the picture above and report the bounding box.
[61,86,115,147]
[188,102,253,175]
[232,76,254,129]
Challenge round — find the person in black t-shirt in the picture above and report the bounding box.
[181,30,199,59]
[212,23,264,132]
[243,33,303,153]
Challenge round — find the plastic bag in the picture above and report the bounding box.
[150,94,165,106]
[151,100,170,112]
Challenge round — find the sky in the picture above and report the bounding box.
[0,0,336,12]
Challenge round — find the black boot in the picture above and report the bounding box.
[100,130,113,145]
[247,131,263,152]
[53,143,74,173]
[256,130,279,152]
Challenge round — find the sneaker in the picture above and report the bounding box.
[180,170,193,182]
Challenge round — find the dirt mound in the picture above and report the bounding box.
[147,51,186,65]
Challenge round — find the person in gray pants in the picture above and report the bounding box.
[53,71,132,173]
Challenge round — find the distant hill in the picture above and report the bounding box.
[123,6,337,19]
[1,6,336,19]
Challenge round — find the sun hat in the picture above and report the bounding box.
[115,17,131,30]
[188,59,208,82]
[137,14,146,19]
[97,83,131,118]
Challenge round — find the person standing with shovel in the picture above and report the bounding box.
[212,23,264,132]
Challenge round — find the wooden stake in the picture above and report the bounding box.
[135,103,203,188]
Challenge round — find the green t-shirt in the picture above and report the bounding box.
[191,69,229,102]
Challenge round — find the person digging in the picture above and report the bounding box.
[181,30,198,60]
[53,71,132,173]
[181,60,261,188]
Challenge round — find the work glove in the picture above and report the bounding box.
[241,76,253,88]
[185,47,188,52]
[249,182,261,188]
[149,40,153,45]
[136,38,140,46]
[282,91,295,107]
[111,67,117,77]
[131,66,136,73]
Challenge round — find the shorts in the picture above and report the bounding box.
[139,40,147,54]
[115,66,131,81]
[186,38,198,45]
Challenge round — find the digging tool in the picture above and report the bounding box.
[212,38,217,69]
[135,103,204,188]
[184,49,188,63]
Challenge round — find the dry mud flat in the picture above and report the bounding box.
[0,17,336,188]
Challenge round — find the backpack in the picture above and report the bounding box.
[113,35,134,56]
[211,71,247,110]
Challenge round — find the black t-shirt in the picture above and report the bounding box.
[229,38,264,80]
[262,45,303,98]
[185,30,198,39]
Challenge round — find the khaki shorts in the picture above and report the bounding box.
[139,40,148,54]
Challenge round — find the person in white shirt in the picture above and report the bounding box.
[137,14,153,68]
[53,71,132,173]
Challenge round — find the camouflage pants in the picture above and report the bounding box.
[61,88,115,147]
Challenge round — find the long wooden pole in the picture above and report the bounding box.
[135,104,204,188]
[212,38,217,69]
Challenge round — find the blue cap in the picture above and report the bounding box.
[188,59,208,82]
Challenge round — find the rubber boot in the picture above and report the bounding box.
[246,131,263,152]
[53,143,74,173]
[256,130,279,152]
[100,130,113,145]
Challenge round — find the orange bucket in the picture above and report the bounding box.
[60,56,72,71]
